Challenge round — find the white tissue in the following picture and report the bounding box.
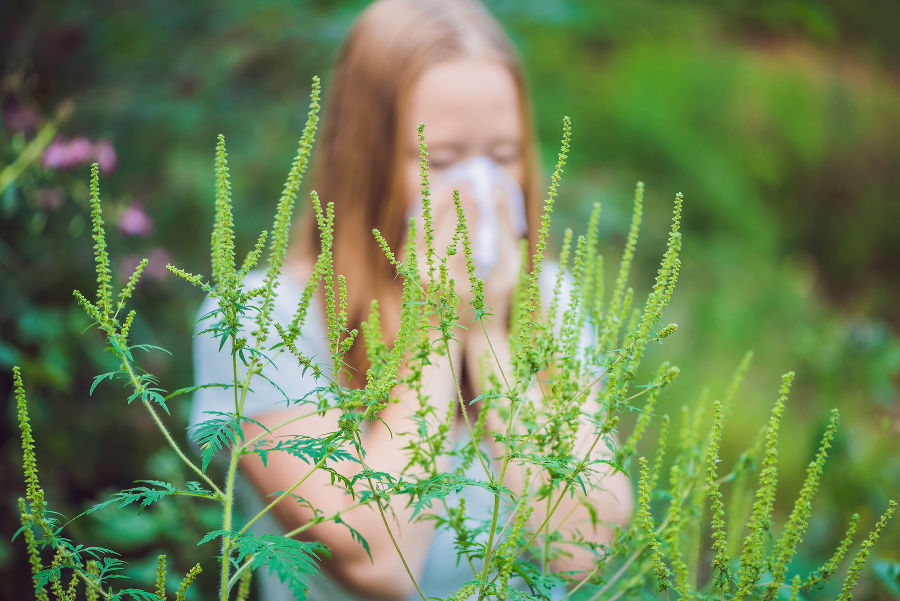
[434,156,527,277]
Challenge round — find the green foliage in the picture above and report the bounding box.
[734,372,793,599]
[14,366,202,601]
[153,554,166,601]
[838,501,897,601]
[230,533,325,599]
[9,112,895,601]
[4,10,899,598]
[175,563,203,601]
[86,481,179,515]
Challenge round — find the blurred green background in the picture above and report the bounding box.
[2,0,898,599]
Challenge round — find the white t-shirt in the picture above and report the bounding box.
[191,265,587,600]
[191,271,502,601]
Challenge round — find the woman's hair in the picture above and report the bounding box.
[295,0,542,383]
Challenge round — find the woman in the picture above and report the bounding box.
[192,1,632,599]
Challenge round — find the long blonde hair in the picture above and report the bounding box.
[294,0,542,382]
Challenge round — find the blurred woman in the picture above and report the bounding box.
[192,1,631,599]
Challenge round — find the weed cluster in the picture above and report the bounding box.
[13,78,894,601]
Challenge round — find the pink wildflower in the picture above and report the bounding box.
[42,138,71,169]
[41,136,117,172]
[93,138,118,173]
[66,137,93,164]
[118,201,154,237]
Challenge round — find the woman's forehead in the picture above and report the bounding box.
[405,58,522,146]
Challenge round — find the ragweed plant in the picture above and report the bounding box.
[11,80,895,600]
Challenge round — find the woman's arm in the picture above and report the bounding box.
[463,320,633,578]
[238,340,461,600]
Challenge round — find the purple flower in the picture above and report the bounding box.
[41,136,117,172]
[42,138,71,169]
[66,137,93,164]
[118,201,154,237]
[42,136,93,169]
[93,138,118,173]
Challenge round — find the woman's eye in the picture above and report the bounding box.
[490,146,520,165]
[429,159,452,170]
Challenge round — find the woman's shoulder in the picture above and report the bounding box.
[189,262,330,429]
[194,264,314,327]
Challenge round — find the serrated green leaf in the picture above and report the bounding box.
[232,533,325,598]
[197,529,233,546]
[90,371,120,395]
[130,344,173,356]
[401,473,511,518]
[112,589,160,601]
[84,481,177,516]
[191,412,244,471]
[245,434,354,468]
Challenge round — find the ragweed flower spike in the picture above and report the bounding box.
[85,561,100,601]
[654,323,678,341]
[417,123,436,284]
[89,163,113,320]
[789,575,802,601]
[166,264,206,289]
[581,202,602,316]
[15,366,44,516]
[254,76,321,340]
[453,189,486,318]
[211,133,236,287]
[362,300,388,382]
[117,257,148,313]
[649,414,669,493]
[653,192,684,319]
[515,117,570,374]
[548,227,573,329]
[620,192,683,390]
[705,400,729,591]
[837,500,896,601]
[636,457,672,591]
[17,499,48,601]
[237,229,269,282]
[175,563,203,601]
[765,408,840,599]
[154,554,167,601]
[288,192,332,340]
[14,367,50,601]
[802,513,859,591]
[531,116,570,291]
[619,362,679,464]
[373,228,400,270]
[599,181,643,352]
[235,568,253,601]
[562,233,589,355]
[735,371,793,600]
